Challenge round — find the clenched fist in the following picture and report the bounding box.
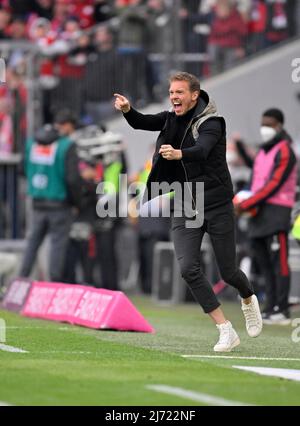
[159,145,182,161]
[114,93,131,113]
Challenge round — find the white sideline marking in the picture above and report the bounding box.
[0,344,28,353]
[4,327,72,330]
[0,343,91,355]
[4,326,88,333]
[182,355,300,362]
[146,385,253,406]
[233,366,300,382]
[0,401,11,406]
[36,351,92,355]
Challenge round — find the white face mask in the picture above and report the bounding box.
[260,126,277,143]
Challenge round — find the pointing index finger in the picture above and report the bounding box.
[114,93,125,101]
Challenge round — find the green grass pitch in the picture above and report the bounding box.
[0,297,300,406]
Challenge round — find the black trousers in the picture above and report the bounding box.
[63,238,94,285]
[250,233,290,312]
[20,207,71,282]
[172,202,253,313]
[95,223,119,291]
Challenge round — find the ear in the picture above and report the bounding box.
[192,91,200,101]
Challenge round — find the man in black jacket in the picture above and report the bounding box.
[114,72,262,352]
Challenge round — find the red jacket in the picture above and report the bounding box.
[248,1,267,34]
[209,8,247,48]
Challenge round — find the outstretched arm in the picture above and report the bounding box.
[114,93,167,131]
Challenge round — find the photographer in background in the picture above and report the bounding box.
[64,123,128,290]
[20,116,81,282]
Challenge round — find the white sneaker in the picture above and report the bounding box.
[264,312,291,325]
[214,321,240,352]
[241,295,263,337]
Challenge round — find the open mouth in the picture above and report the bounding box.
[173,102,182,113]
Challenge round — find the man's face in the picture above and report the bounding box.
[37,0,52,7]
[55,122,74,136]
[261,116,282,132]
[10,20,26,39]
[0,10,11,30]
[169,80,199,116]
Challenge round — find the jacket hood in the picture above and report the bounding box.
[191,90,222,140]
[193,90,218,119]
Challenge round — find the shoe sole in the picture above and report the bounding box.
[214,337,240,353]
[247,326,263,338]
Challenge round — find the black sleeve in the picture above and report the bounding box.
[123,107,168,131]
[235,140,254,169]
[181,118,222,162]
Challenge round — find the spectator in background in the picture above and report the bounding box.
[29,17,67,123]
[84,25,119,124]
[146,0,168,101]
[52,0,71,32]
[69,0,95,29]
[129,150,171,294]
[115,0,150,104]
[6,0,32,17]
[200,0,216,14]
[20,119,81,282]
[180,0,211,77]
[235,109,298,325]
[68,30,93,65]
[208,0,247,75]
[61,15,82,41]
[32,0,53,21]
[49,18,86,119]
[7,15,27,40]
[0,6,11,39]
[59,16,94,66]
[180,0,205,53]
[235,0,251,22]
[4,67,27,153]
[94,0,115,24]
[247,0,267,54]
[54,109,96,286]
[0,96,13,154]
[265,0,294,47]
[201,0,251,20]
[94,146,128,291]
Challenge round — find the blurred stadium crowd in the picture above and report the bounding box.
[0,1,300,317]
[0,0,299,154]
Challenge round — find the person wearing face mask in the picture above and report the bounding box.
[235,109,298,324]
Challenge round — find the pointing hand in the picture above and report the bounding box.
[114,93,131,113]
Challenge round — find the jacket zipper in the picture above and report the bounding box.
[180,118,198,215]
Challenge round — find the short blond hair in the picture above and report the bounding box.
[169,72,201,93]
